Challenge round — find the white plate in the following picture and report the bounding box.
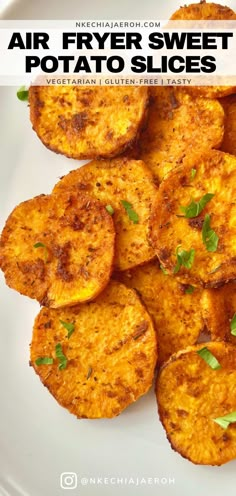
[1,1,236,495]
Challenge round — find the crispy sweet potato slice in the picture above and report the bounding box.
[157,342,236,465]
[29,86,149,160]
[116,261,204,364]
[0,191,115,307]
[220,95,236,155]
[201,282,236,343]
[30,280,157,419]
[170,2,236,20]
[150,150,236,287]
[139,87,224,183]
[53,158,157,271]
[170,2,236,99]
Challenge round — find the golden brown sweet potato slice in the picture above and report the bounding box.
[0,191,115,307]
[170,2,236,99]
[29,86,149,160]
[220,95,236,155]
[139,87,224,183]
[170,2,236,20]
[30,280,157,419]
[116,261,204,364]
[201,282,236,343]
[53,158,157,271]
[157,342,236,465]
[150,150,236,287]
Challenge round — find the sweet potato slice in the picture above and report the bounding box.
[117,261,204,364]
[139,87,224,183]
[30,280,157,419]
[170,2,236,99]
[29,86,149,160]
[0,191,115,307]
[220,94,236,155]
[202,282,236,344]
[170,2,236,20]
[150,150,236,287]
[157,342,236,465]
[53,158,157,271]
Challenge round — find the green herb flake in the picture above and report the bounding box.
[35,357,54,366]
[190,168,197,180]
[87,366,93,379]
[185,285,195,294]
[197,347,221,370]
[17,86,29,101]
[55,343,68,370]
[160,264,168,275]
[202,214,219,252]
[230,313,236,336]
[180,193,214,219]
[59,320,75,339]
[213,412,236,429]
[106,205,114,215]
[121,200,139,224]
[34,242,48,262]
[173,246,195,274]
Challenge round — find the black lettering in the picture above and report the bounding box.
[168,56,185,73]
[58,56,75,72]
[185,56,201,72]
[74,56,92,72]
[25,56,40,72]
[41,56,58,72]
[106,56,124,73]
[164,32,187,50]
[33,33,49,49]
[90,56,107,72]
[148,32,164,49]
[131,55,147,73]
[8,32,25,49]
[201,55,216,73]
[126,33,142,49]
[93,32,110,49]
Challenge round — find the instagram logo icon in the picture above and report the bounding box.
[60,472,78,490]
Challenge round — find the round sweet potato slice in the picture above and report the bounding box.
[30,280,157,419]
[117,261,204,364]
[150,150,236,287]
[157,342,236,465]
[220,94,236,155]
[29,86,149,160]
[53,158,157,271]
[0,191,115,307]
[139,87,224,183]
[170,2,236,20]
[170,2,236,99]
[202,282,236,344]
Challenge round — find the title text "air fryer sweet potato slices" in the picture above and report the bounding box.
[117,261,204,364]
[157,342,236,466]
[53,158,157,271]
[150,150,236,288]
[139,87,224,183]
[31,280,157,419]
[170,2,236,99]
[0,191,115,307]
[201,282,236,344]
[29,86,149,160]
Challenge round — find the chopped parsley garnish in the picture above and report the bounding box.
[180,193,214,218]
[17,86,29,101]
[34,242,48,262]
[121,200,139,224]
[190,168,197,180]
[202,214,219,252]
[213,412,236,429]
[173,246,195,274]
[106,205,114,215]
[55,343,68,370]
[197,347,221,370]
[185,285,195,294]
[60,320,75,339]
[230,313,236,336]
[35,357,54,366]
[160,264,168,275]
